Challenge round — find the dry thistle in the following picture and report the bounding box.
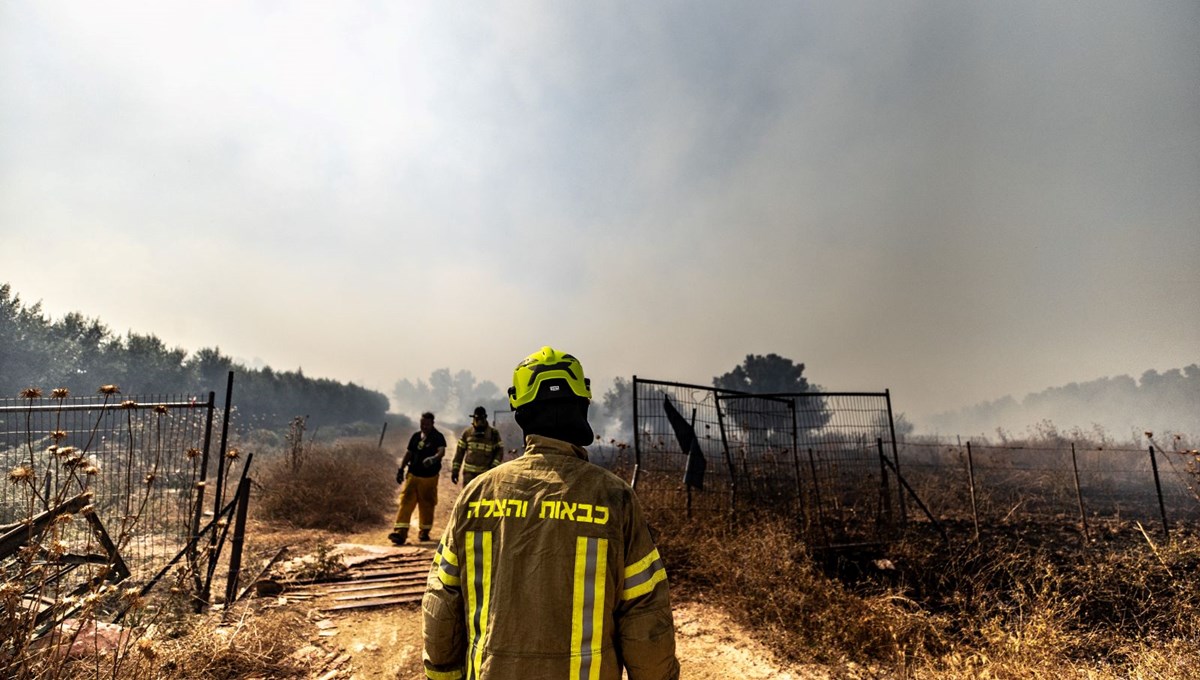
[7,465,34,483]
[225,447,241,460]
[0,581,21,603]
[135,638,157,660]
[119,399,138,409]
[144,473,156,485]
[83,465,100,476]
[50,429,67,441]
[19,387,42,399]
[186,447,202,459]
[50,387,70,399]
[54,445,77,458]
[98,384,120,395]
[153,404,169,415]
[51,512,74,526]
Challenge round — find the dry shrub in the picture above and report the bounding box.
[148,609,309,679]
[654,511,941,667]
[255,440,395,532]
[655,506,1200,677]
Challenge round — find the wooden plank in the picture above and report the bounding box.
[331,586,425,602]
[324,577,427,594]
[283,566,427,587]
[288,571,427,591]
[319,595,423,612]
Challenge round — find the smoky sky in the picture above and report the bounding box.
[1,1,1197,427]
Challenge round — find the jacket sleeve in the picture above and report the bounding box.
[615,491,680,680]
[423,509,467,679]
[451,429,468,472]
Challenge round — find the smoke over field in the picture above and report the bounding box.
[926,364,1200,439]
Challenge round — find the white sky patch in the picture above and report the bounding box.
[2,1,1197,425]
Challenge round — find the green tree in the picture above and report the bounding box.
[714,353,830,434]
[714,353,817,394]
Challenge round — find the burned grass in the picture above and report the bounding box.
[655,510,1200,678]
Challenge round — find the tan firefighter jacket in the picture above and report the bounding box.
[452,425,504,475]
[423,435,679,680]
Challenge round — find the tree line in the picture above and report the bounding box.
[927,365,1200,440]
[0,284,389,430]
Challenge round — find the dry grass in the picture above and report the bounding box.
[254,440,396,532]
[656,512,942,668]
[41,608,311,680]
[655,510,1200,678]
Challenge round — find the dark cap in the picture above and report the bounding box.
[472,406,488,418]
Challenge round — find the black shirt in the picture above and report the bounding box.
[406,428,448,477]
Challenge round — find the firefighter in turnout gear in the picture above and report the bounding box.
[390,411,448,545]
[451,406,505,486]
[422,347,680,680]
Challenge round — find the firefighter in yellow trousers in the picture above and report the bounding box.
[390,411,448,546]
[422,347,680,680]
[451,406,505,486]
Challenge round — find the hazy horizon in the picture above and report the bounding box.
[3,2,1197,428]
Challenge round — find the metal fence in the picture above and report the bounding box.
[0,373,255,635]
[629,377,902,550]
[898,439,1200,539]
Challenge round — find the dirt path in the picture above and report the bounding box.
[264,473,835,679]
[300,593,827,679]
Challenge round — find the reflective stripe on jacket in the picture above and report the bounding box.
[452,426,504,474]
[423,435,679,680]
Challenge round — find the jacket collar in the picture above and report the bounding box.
[523,434,590,462]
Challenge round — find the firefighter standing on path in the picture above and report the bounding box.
[390,411,448,546]
[451,406,505,486]
[422,346,680,680]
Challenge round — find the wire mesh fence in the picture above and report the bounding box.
[0,393,223,580]
[898,439,1200,537]
[629,378,901,549]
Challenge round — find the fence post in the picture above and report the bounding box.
[1148,446,1170,539]
[791,401,807,532]
[631,376,641,489]
[965,442,979,541]
[1070,443,1090,541]
[223,474,252,614]
[212,371,235,522]
[715,396,739,525]
[884,389,907,524]
[876,438,892,526]
[686,408,696,520]
[190,390,216,602]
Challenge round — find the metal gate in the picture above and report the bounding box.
[631,377,905,550]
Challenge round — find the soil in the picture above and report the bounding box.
[243,473,846,679]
